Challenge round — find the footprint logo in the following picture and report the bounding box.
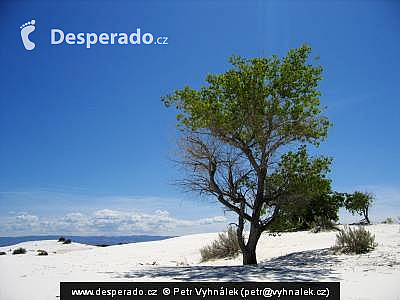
[20,20,36,50]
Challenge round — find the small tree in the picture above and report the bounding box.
[264,146,343,232]
[344,191,374,224]
[162,45,330,265]
[268,191,344,232]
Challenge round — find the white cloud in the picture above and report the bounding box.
[63,212,87,222]
[15,214,39,223]
[198,216,227,225]
[93,209,123,219]
[155,209,170,217]
[0,209,228,236]
[0,192,232,235]
[2,213,52,235]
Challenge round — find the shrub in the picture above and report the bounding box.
[37,250,48,256]
[334,226,377,254]
[0,251,6,255]
[63,239,72,244]
[200,227,241,262]
[12,247,26,255]
[58,236,66,242]
[382,217,394,224]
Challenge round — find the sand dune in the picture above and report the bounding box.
[0,224,399,300]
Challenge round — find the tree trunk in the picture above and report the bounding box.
[241,168,265,265]
[242,224,261,265]
[243,247,257,265]
[364,207,370,224]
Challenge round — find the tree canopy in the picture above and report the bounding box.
[265,146,343,231]
[344,191,374,224]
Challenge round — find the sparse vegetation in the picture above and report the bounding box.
[58,237,66,242]
[12,247,26,255]
[63,239,72,244]
[37,250,48,256]
[176,258,189,266]
[382,217,394,224]
[0,251,6,255]
[310,216,340,232]
[200,227,241,262]
[333,226,377,254]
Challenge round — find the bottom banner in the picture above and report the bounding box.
[60,282,340,300]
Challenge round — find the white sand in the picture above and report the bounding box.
[0,224,399,300]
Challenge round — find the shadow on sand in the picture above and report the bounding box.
[111,248,342,281]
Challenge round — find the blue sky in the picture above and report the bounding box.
[0,0,399,236]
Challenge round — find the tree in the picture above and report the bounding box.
[344,191,374,224]
[162,45,330,265]
[265,147,344,232]
[267,192,344,232]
